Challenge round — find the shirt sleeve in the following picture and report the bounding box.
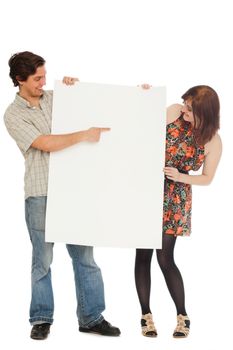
[4,112,42,155]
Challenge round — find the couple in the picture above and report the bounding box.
[4,51,222,340]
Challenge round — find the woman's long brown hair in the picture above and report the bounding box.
[182,85,220,145]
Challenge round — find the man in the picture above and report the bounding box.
[4,51,120,340]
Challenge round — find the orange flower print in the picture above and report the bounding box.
[170,129,180,138]
[167,146,177,154]
[174,213,181,222]
[173,195,181,204]
[177,227,183,235]
[168,183,175,193]
[163,210,172,222]
[185,201,191,211]
[186,146,195,158]
[165,228,175,234]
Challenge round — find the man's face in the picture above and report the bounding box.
[19,65,46,98]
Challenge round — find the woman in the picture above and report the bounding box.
[135,85,222,338]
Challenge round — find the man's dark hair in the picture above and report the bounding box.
[8,51,46,86]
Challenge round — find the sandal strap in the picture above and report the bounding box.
[174,314,190,336]
[141,313,157,335]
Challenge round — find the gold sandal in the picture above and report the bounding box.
[141,313,157,337]
[173,314,190,338]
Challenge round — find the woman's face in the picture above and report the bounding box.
[181,99,195,125]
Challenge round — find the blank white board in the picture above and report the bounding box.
[46,82,166,248]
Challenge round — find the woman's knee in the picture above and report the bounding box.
[156,251,174,272]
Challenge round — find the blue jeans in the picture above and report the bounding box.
[25,196,105,326]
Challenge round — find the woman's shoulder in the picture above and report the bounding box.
[166,104,183,125]
[204,133,222,155]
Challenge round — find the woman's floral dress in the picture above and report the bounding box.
[163,115,205,236]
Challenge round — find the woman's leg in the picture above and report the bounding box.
[156,234,187,315]
[134,249,154,314]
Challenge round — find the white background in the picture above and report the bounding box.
[0,1,231,349]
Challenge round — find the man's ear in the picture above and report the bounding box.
[16,75,23,85]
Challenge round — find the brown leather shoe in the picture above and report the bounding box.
[30,323,51,340]
[79,319,120,336]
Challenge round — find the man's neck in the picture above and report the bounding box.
[19,91,41,108]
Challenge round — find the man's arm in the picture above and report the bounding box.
[31,77,110,152]
[31,127,110,152]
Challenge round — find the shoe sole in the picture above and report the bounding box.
[173,335,188,338]
[30,333,50,340]
[79,327,120,336]
[142,334,158,338]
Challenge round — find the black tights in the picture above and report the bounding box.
[135,234,187,315]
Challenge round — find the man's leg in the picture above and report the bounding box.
[66,244,104,326]
[25,196,54,339]
[66,244,120,336]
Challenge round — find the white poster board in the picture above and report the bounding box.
[46,82,166,248]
